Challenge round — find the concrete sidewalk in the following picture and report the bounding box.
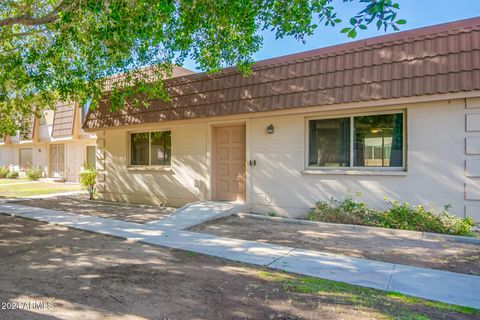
[0,202,479,309]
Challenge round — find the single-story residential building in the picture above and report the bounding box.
[83,17,480,221]
[0,102,97,182]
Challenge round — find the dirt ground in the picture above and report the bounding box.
[190,216,480,275]
[10,195,175,224]
[1,214,477,320]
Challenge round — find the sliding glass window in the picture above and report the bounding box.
[130,131,171,166]
[309,118,350,167]
[308,112,404,169]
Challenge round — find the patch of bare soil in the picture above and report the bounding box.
[9,195,175,224]
[190,216,480,275]
[0,214,476,320]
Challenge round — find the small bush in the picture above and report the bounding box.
[307,194,475,237]
[379,201,475,237]
[267,211,278,217]
[6,170,19,179]
[25,165,43,180]
[79,165,97,200]
[0,166,9,178]
[307,193,381,226]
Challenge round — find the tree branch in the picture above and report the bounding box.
[0,0,77,27]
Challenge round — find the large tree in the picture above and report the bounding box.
[0,0,404,135]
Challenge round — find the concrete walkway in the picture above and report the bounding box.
[0,201,479,309]
[146,200,244,229]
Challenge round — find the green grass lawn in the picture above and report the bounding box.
[0,178,31,184]
[0,181,81,198]
[257,271,479,320]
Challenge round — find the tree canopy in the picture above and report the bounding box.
[0,0,404,136]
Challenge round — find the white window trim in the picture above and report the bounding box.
[305,109,407,173]
[127,130,172,168]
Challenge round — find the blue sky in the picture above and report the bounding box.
[182,0,479,71]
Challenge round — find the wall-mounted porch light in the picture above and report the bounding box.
[266,124,274,134]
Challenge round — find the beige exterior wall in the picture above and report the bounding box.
[96,122,209,207]
[250,101,465,217]
[0,144,14,167]
[95,96,480,221]
[63,139,97,182]
[0,143,48,173]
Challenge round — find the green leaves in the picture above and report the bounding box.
[79,165,97,200]
[0,0,406,134]
[341,0,405,38]
[347,29,357,39]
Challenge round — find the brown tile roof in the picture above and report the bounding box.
[103,65,195,92]
[84,17,480,130]
[52,102,75,137]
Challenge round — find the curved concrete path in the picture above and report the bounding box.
[0,201,479,309]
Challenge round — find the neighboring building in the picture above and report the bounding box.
[0,66,194,182]
[83,17,480,221]
[0,102,97,182]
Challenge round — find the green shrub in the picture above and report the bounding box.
[6,170,19,179]
[79,165,97,200]
[379,201,475,237]
[307,193,380,226]
[307,194,476,237]
[0,166,9,178]
[25,165,43,180]
[267,211,278,217]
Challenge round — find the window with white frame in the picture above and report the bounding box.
[308,112,404,169]
[130,131,171,166]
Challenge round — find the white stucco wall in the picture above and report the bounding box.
[8,144,47,173]
[96,96,480,221]
[0,145,13,167]
[97,122,208,207]
[65,141,91,182]
[249,100,467,218]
